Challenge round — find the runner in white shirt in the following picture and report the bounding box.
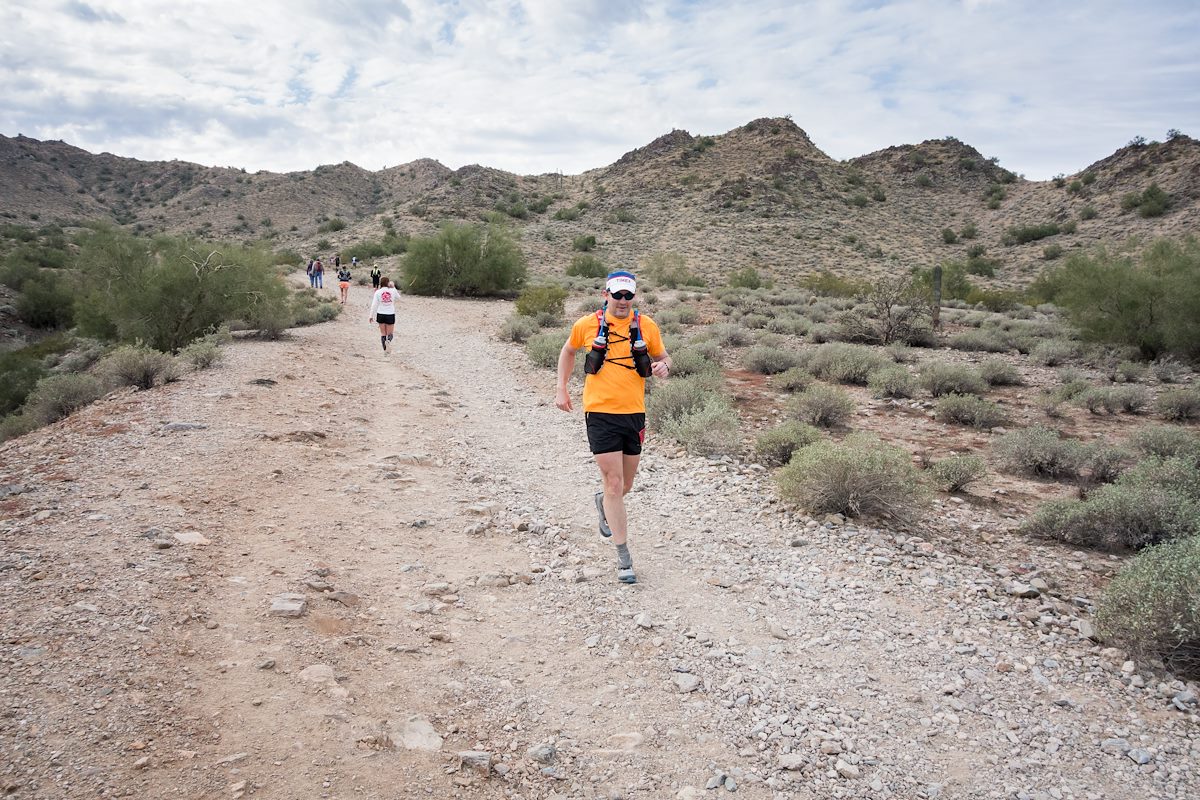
[367,277,400,353]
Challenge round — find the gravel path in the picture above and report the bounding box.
[1,287,1196,799]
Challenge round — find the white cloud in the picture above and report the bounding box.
[0,0,1196,178]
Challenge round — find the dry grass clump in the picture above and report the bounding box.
[787,384,856,428]
[98,345,180,390]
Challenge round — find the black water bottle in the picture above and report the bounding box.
[584,330,607,374]
[632,334,652,377]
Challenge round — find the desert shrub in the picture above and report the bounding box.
[531,310,558,328]
[0,336,72,416]
[941,228,958,244]
[1112,385,1151,413]
[404,222,526,297]
[1130,425,1200,463]
[572,234,597,252]
[643,251,704,289]
[1077,387,1122,414]
[1027,239,1200,360]
[97,345,179,390]
[16,273,75,329]
[669,347,721,377]
[1002,222,1060,246]
[935,393,1008,428]
[553,204,583,221]
[1096,535,1200,678]
[801,270,869,298]
[727,267,765,289]
[755,421,821,467]
[179,338,223,369]
[710,323,753,347]
[525,328,570,369]
[565,254,606,279]
[515,285,568,318]
[1083,444,1132,484]
[317,218,346,233]
[23,372,105,424]
[1151,356,1186,384]
[777,433,927,521]
[867,366,918,398]
[0,412,39,442]
[1030,339,1077,366]
[1080,205,1098,220]
[991,425,1085,478]
[887,343,917,363]
[661,395,740,456]
[807,343,890,385]
[929,455,987,492]
[979,358,1022,386]
[948,330,1009,353]
[744,345,801,375]
[75,226,291,351]
[499,314,539,343]
[920,363,987,397]
[1121,183,1171,218]
[1156,387,1200,421]
[741,313,770,329]
[646,373,725,431]
[787,384,855,428]
[766,315,808,336]
[773,366,813,393]
[1109,360,1149,383]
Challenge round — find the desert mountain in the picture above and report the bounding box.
[1,118,1197,286]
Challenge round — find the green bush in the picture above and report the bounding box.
[661,395,740,456]
[743,345,801,375]
[941,228,958,244]
[403,222,526,297]
[1083,444,1131,484]
[16,273,74,329]
[74,226,291,351]
[565,254,606,279]
[0,412,39,442]
[1027,239,1200,360]
[1080,205,1098,220]
[948,330,1009,353]
[1108,360,1148,383]
[1002,222,1060,246]
[935,393,1008,428]
[920,363,987,397]
[1121,184,1171,218]
[646,373,725,430]
[773,366,813,393]
[499,314,539,343]
[515,285,568,318]
[1095,535,1200,678]
[1156,387,1200,421]
[800,270,869,298]
[1130,425,1200,463]
[788,384,855,428]
[979,358,1023,386]
[991,425,1085,478]
[807,343,890,385]
[554,205,583,221]
[755,421,821,467]
[98,345,180,390]
[727,267,765,290]
[572,234,597,252]
[525,328,570,369]
[777,433,927,521]
[317,218,346,233]
[643,251,704,288]
[23,372,106,424]
[710,323,753,347]
[0,336,72,416]
[930,455,987,492]
[867,366,918,398]
[1043,244,1064,260]
[179,338,223,369]
[669,348,721,378]
[1030,339,1078,366]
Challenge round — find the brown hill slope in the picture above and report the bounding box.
[1,121,1197,288]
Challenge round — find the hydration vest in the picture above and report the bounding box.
[584,308,652,377]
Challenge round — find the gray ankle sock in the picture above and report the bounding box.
[615,543,632,569]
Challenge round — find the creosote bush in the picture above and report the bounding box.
[929,455,987,492]
[979,358,1023,386]
[777,433,927,521]
[1130,425,1200,463]
[754,421,821,467]
[1156,387,1200,421]
[788,384,855,428]
[515,285,568,318]
[98,345,180,390]
[920,363,987,397]
[867,366,918,399]
[646,373,725,431]
[806,343,890,385]
[661,394,740,456]
[743,345,801,375]
[23,373,106,425]
[499,315,539,343]
[669,347,721,377]
[934,393,1009,429]
[1095,536,1200,679]
[525,329,571,369]
[773,366,813,393]
[991,425,1085,479]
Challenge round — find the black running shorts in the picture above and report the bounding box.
[376,313,395,324]
[585,412,646,456]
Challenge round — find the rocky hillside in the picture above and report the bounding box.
[1,119,1197,288]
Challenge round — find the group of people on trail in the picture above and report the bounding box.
[556,270,671,585]
[307,254,385,306]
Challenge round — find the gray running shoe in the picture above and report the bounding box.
[616,565,637,584]
[594,491,612,538]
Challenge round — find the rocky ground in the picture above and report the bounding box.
[1,283,1198,800]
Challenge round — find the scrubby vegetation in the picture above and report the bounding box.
[777,433,927,521]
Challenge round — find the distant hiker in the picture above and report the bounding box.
[555,270,671,585]
[351,256,359,267]
[370,264,382,288]
[334,254,341,269]
[312,258,324,289]
[306,258,317,288]
[368,276,399,353]
[337,264,352,305]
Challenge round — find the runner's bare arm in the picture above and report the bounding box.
[555,342,579,412]
[650,348,671,379]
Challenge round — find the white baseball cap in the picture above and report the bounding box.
[605,271,636,295]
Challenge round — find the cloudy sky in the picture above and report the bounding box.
[1,0,1197,180]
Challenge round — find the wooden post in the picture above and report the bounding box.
[932,265,943,330]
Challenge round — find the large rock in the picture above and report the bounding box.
[398,716,443,751]
[269,593,307,617]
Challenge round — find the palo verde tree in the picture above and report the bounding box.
[402,220,526,296]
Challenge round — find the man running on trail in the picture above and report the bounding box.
[370,263,382,288]
[555,270,671,585]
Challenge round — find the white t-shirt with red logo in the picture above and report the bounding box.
[369,286,399,317]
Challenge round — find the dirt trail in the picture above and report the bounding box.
[2,284,1197,800]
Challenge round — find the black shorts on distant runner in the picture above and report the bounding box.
[585,412,645,456]
[371,276,381,288]
[376,313,395,325]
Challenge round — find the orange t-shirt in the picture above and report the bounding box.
[568,310,666,414]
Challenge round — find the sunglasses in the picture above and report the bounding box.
[609,290,635,301]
